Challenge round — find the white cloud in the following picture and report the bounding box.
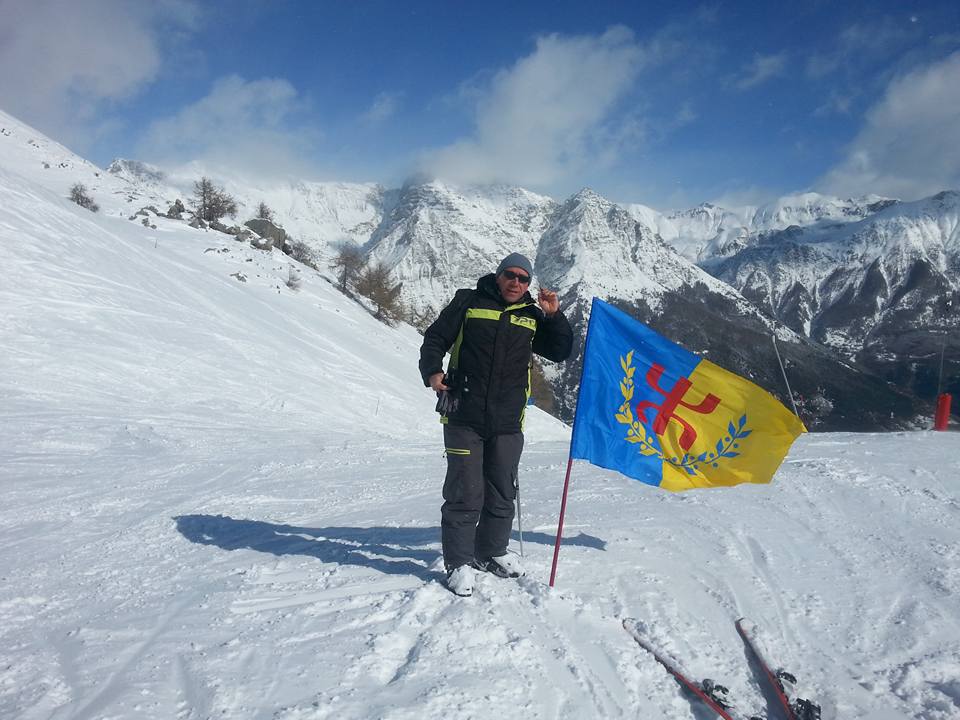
[360,92,402,126]
[708,185,781,210]
[0,0,199,147]
[806,19,914,79]
[813,90,855,117]
[421,26,645,189]
[819,51,960,199]
[138,75,319,180]
[733,53,787,90]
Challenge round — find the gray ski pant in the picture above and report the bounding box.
[441,424,524,572]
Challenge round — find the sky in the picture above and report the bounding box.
[1,0,959,209]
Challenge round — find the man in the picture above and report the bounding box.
[419,253,573,596]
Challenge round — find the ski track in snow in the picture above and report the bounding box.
[4,427,959,719]
[1,154,959,719]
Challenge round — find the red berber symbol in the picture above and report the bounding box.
[635,364,720,451]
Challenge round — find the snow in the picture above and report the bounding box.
[2,114,960,720]
[621,192,901,266]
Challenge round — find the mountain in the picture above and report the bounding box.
[619,189,958,413]
[624,201,752,262]
[713,192,960,401]
[1,107,943,430]
[106,157,387,256]
[623,192,895,264]
[354,181,919,429]
[0,110,171,213]
[533,190,918,428]
[2,109,959,720]
[106,157,167,185]
[363,180,556,316]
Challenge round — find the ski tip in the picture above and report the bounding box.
[622,618,658,646]
[621,617,651,634]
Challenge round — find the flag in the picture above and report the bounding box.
[570,298,805,491]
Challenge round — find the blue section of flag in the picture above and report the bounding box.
[570,298,700,487]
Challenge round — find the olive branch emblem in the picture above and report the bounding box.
[615,350,660,457]
[615,352,752,476]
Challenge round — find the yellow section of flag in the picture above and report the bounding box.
[658,358,807,491]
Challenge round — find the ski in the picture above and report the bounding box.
[735,618,821,720]
[622,618,758,720]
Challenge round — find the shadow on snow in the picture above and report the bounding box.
[174,514,606,581]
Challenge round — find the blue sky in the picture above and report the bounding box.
[2,0,959,208]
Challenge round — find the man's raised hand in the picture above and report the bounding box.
[537,288,560,317]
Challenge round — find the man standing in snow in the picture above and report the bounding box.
[419,253,573,596]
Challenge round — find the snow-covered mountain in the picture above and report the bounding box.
[2,107,947,429]
[531,189,918,428]
[3,107,959,720]
[363,180,556,316]
[748,192,895,234]
[537,189,745,305]
[0,111,171,215]
[534,188,772,413]
[0,109,384,256]
[350,177,950,429]
[625,201,752,262]
[713,192,960,399]
[623,192,897,264]
[347,179,916,429]
[106,156,386,256]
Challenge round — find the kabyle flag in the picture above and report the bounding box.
[570,298,806,491]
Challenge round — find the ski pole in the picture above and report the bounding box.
[515,475,525,557]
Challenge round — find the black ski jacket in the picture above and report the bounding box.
[419,274,573,435]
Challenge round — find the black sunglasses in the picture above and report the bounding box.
[501,269,531,284]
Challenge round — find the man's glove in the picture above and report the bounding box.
[435,390,460,415]
[434,370,468,415]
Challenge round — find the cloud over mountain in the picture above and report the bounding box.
[821,51,960,200]
[138,75,320,180]
[0,0,200,149]
[421,26,645,190]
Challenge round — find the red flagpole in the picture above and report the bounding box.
[549,455,575,587]
[550,297,598,588]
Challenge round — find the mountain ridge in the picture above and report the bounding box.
[1,107,952,429]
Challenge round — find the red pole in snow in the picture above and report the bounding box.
[549,455,575,587]
[549,297,598,588]
[934,393,952,431]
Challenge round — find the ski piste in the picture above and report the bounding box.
[621,618,757,720]
[735,618,821,720]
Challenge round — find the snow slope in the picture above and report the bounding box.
[108,157,387,255]
[2,126,960,720]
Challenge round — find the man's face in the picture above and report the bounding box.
[496,266,531,303]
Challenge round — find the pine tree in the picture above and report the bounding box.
[356,262,403,323]
[192,177,238,223]
[330,244,367,292]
